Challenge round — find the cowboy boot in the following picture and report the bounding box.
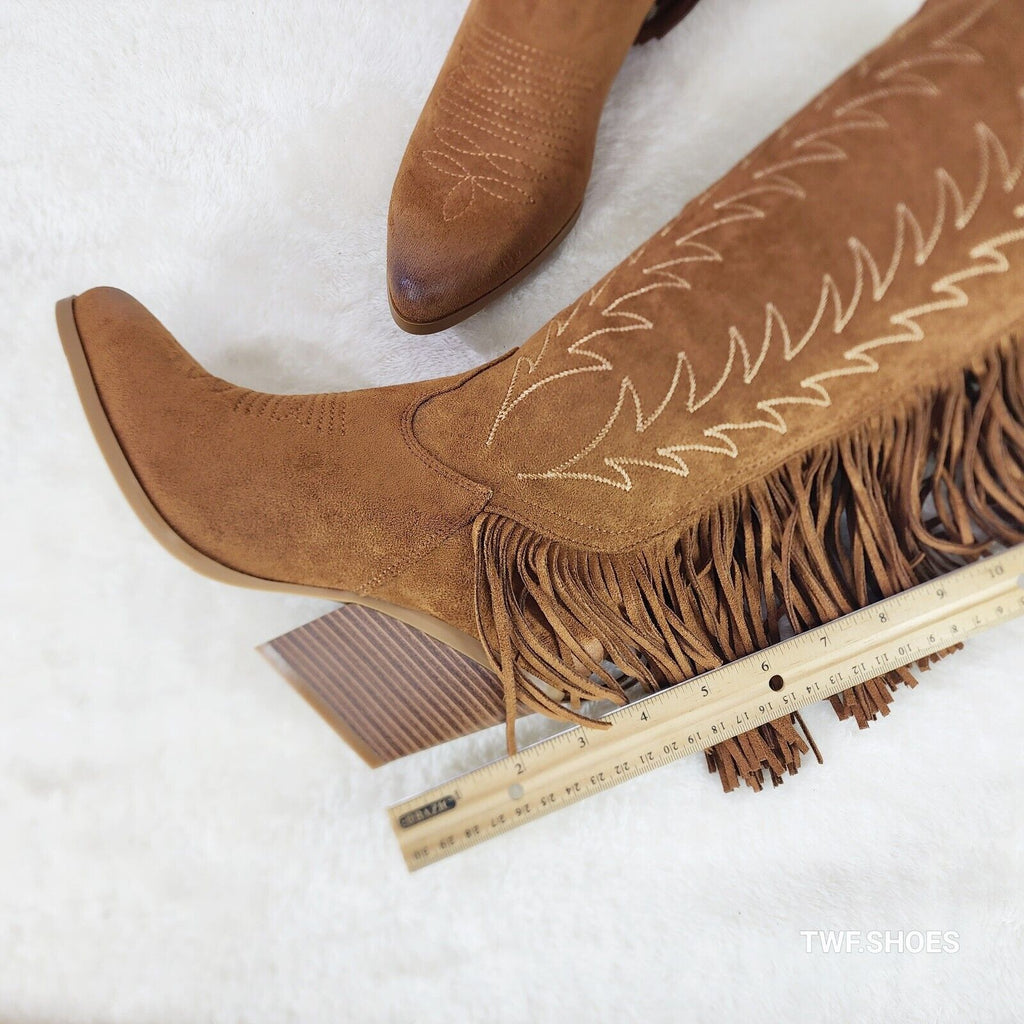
[59,0,1024,791]
[387,0,701,333]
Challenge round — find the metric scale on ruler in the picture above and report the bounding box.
[389,546,1024,871]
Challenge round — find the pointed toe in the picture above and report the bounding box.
[57,289,488,601]
[385,244,458,333]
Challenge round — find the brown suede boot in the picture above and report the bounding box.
[60,0,1024,791]
[386,0,700,333]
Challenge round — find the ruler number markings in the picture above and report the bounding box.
[390,549,1024,869]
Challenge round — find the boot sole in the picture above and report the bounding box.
[388,201,582,334]
[56,296,504,765]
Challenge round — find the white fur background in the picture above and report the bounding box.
[3,1,1023,1021]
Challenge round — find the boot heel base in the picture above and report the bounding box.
[260,604,506,767]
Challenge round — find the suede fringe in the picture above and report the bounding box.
[474,335,1024,792]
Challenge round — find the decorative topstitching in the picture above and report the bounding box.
[422,22,594,223]
[483,0,1008,489]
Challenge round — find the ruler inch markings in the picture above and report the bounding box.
[389,547,1024,870]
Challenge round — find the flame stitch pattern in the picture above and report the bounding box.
[485,0,1001,454]
[520,94,1024,489]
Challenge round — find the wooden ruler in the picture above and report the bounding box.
[389,547,1024,870]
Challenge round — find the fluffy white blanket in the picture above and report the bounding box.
[2,1,1021,1021]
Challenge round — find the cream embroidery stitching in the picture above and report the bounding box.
[421,24,593,223]
[519,97,1024,489]
[485,0,998,440]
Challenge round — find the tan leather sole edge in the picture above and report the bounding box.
[388,202,583,334]
[54,296,492,675]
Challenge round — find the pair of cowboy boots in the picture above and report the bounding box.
[58,0,1024,791]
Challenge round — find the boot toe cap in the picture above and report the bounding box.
[386,190,581,333]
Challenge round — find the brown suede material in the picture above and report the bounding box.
[67,0,1024,664]
[387,0,655,327]
[414,0,1024,548]
[372,529,480,637]
[71,288,490,603]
